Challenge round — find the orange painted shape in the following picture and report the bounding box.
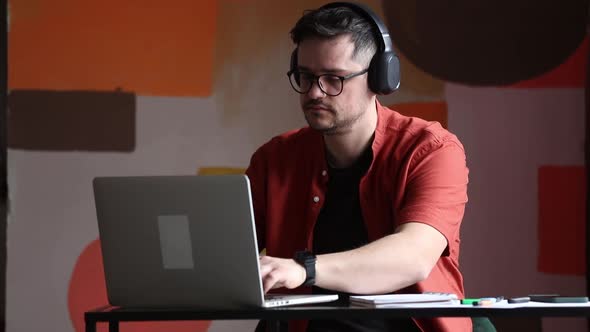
[537,166,586,276]
[198,167,246,175]
[9,0,216,96]
[511,36,588,88]
[388,101,448,129]
[68,239,211,332]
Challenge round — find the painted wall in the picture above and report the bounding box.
[5,1,588,331]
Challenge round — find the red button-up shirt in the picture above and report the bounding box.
[246,101,471,332]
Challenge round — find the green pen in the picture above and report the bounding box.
[460,298,480,305]
[461,297,503,305]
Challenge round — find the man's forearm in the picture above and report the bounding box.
[314,222,447,294]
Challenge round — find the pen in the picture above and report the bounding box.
[473,299,495,306]
[461,296,503,305]
[473,297,504,306]
[460,298,479,305]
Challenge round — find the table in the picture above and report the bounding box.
[85,304,590,332]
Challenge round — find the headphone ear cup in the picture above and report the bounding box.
[383,51,401,93]
[290,48,300,85]
[368,51,400,95]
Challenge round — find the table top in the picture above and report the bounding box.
[85,303,590,322]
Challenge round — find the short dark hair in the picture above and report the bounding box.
[290,6,378,66]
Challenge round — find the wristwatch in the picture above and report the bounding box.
[294,251,316,286]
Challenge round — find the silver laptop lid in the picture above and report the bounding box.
[93,175,266,308]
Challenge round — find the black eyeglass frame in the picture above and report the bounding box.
[287,68,369,97]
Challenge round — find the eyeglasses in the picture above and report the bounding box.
[287,68,369,97]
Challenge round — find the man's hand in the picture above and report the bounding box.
[259,255,306,293]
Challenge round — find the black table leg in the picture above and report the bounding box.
[267,320,288,332]
[109,320,119,332]
[84,318,96,332]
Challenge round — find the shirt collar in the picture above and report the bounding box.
[310,99,391,172]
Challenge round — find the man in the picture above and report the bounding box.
[246,2,470,331]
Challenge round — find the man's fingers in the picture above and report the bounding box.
[259,255,271,263]
[259,262,273,278]
[259,255,304,292]
[263,270,282,293]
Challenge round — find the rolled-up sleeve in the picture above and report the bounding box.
[397,138,469,257]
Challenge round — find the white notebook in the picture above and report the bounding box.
[350,293,458,307]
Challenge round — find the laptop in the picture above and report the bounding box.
[93,174,338,308]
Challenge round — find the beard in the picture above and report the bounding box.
[302,99,365,135]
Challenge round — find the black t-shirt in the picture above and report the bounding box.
[307,147,419,332]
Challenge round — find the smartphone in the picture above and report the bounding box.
[529,294,588,303]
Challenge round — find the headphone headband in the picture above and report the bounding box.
[318,2,393,53]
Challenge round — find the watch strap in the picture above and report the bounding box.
[294,251,316,286]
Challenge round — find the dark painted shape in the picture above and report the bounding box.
[382,1,589,85]
[8,90,135,151]
[586,21,590,332]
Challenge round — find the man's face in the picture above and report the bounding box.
[296,34,373,135]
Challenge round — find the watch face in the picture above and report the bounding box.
[295,251,315,265]
[295,251,305,261]
[296,251,309,258]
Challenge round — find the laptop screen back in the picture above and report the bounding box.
[93,175,266,308]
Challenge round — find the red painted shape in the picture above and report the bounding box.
[538,166,586,276]
[68,239,212,331]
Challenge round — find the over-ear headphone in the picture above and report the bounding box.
[290,2,400,95]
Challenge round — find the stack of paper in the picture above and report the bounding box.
[350,293,459,308]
